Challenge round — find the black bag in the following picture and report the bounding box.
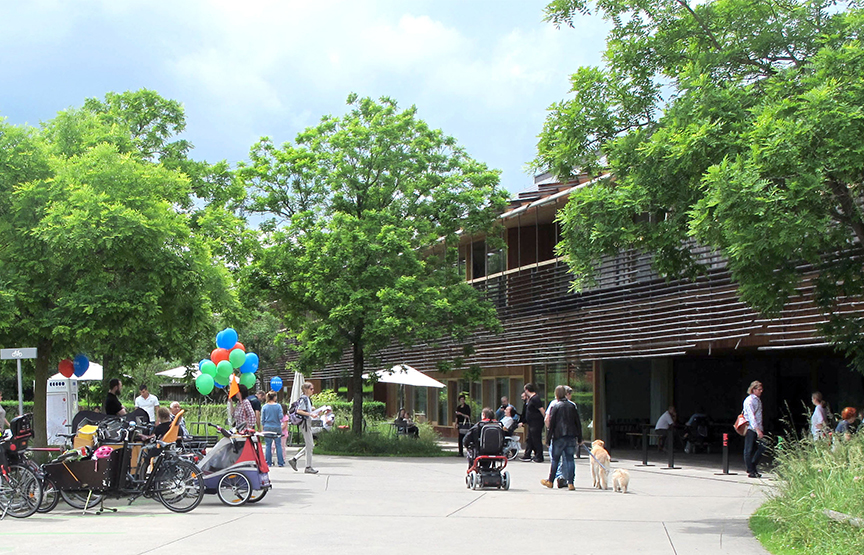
[478,424,504,456]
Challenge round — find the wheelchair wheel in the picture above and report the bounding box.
[217,472,251,506]
[472,472,483,490]
[466,471,476,489]
[501,471,510,491]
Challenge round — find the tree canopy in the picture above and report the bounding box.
[0,90,239,441]
[240,94,508,432]
[537,0,864,367]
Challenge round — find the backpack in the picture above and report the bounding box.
[478,423,504,456]
[287,399,304,426]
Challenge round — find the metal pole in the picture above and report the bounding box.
[715,433,738,475]
[16,359,23,416]
[636,424,654,466]
[661,426,680,469]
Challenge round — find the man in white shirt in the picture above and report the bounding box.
[135,384,160,422]
[655,406,681,452]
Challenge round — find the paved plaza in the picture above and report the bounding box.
[1,447,771,555]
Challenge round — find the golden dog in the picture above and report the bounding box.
[590,439,610,490]
[612,469,630,493]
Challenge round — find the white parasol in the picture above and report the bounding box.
[289,371,306,403]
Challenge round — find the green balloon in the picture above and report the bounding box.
[229,348,246,369]
[239,372,256,389]
[200,360,217,377]
[216,360,234,378]
[195,374,215,395]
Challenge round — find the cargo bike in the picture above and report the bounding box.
[41,410,205,513]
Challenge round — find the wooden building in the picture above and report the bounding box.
[291,174,864,445]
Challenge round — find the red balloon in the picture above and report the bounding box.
[211,348,230,364]
[232,342,245,352]
[58,359,74,378]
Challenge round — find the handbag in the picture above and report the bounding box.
[734,413,749,436]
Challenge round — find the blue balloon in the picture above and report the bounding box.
[270,376,283,391]
[73,354,89,377]
[217,328,238,349]
[245,352,259,373]
[213,380,226,389]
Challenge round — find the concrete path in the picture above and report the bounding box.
[0,451,771,555]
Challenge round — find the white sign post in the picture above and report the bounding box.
[1,348,37,416]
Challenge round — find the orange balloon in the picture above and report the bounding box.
[232,342,245,352]
[211,348,230,364]
[58,359,74,378]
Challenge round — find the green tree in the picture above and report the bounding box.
[0,92,237,443]
[240,95,508,433]
[538,0,864,368]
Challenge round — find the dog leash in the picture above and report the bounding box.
[580,443,610,472]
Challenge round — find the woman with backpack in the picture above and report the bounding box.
[288,382,329,474]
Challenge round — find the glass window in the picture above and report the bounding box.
[414,385,427,417]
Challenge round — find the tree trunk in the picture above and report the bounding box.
[32,339,52,448]
[351,339,364,435]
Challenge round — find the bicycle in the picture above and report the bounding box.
[0,414,43,519]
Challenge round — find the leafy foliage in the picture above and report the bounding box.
[753,432,864,555]
[538,0,864,368]
[0,90,240,444]
[240,95,508,433]
[316,422,446,457]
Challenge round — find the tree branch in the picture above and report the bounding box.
[828,177,864,246]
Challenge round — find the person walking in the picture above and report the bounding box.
[742,381,767,478]
[811,391,828,441]
[520,383,545,463]
[454,394,472,458]
[261,391,285,467]
[288,382,324,474]
[541,385,582,490]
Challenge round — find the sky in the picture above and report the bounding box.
[0,1,609,195]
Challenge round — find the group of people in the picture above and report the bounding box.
[227,381,329,474]
[101,377,330,474]
[459,383,583,490]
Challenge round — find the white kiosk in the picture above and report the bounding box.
[46,362,103,445]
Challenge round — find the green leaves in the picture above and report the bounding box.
[241,95,507,428]
[541,0,864,368]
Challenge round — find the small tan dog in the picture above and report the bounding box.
[590,439,611,489]
[612,469,630,493]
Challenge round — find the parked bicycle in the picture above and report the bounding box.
[0,414,43,518]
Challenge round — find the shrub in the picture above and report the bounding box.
[751,432,864,555]
[316,421,446,457]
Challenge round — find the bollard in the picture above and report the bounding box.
[635,425,654,467]
[715,432,738,475]
[660,426,680,469]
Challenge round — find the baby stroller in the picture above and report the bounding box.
[465,423,510,490]
[197,424,271,506]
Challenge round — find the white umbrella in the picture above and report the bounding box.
[155,365,200,380]
[289,371,305,403]
[48,361,104,381]
[362,364,445,388]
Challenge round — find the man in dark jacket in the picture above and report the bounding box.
[541,385,582,490]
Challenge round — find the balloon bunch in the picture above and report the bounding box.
[58,354,90,378]
[195,328,260,395]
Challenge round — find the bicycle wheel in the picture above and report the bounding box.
[153,459,204,513]
[247,487,268,504]
[37,477,59,513]
[0,464,42,518]
[217,472,251,506]
[60,490,103,510]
